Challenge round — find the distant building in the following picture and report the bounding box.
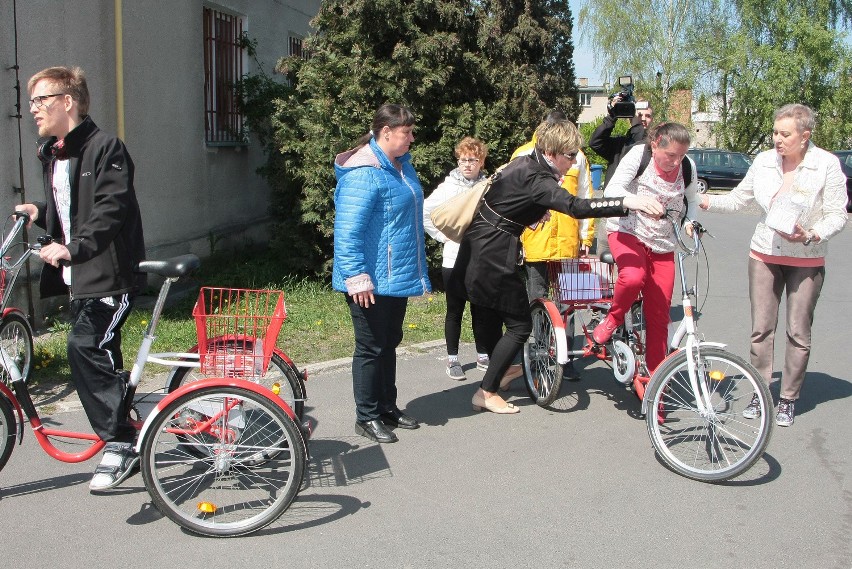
[577,78,610,125]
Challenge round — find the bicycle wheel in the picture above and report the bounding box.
[168,341,305,420]
[0,313,34,385]
[0,394,16,472]
[610,340,635,385]
[645,347,773,482]
[141,385,306,537]
[523,301,564,406]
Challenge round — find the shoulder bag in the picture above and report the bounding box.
[429,164,507,243]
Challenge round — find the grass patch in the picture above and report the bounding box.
[29,250,471,384]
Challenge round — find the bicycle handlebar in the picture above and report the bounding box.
[666,210,711,255]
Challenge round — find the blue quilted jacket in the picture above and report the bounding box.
[332,138,431,297]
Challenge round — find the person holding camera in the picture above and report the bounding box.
[589,96,654,185]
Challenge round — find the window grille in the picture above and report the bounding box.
[203,7,246,145]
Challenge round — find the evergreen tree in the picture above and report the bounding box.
[261,0,578,275]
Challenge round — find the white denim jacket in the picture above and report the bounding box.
[706,143,848,259]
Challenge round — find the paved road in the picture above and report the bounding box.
[1,212,850,568]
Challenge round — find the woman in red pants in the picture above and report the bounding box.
[593,122,699,374]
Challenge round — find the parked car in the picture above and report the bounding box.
[686,148,752,194]
[831,150,852,213]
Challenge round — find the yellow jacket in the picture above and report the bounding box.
[513,139,596,261]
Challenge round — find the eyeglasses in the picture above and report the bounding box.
[28,94,65,109]
[458,158,480,165]
[561,152,578,160]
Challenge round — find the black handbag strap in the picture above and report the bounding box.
[479,201,525,237]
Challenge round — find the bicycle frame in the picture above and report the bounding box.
[640,218,724,417]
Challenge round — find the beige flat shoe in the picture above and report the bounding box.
[472,392,520,414]
[499,364,524,391]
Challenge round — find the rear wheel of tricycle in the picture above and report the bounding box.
[141,385,306,537]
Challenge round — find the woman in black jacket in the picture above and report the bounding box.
[448,119,662,414]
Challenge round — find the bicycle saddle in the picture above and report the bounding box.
[136,254,200,278]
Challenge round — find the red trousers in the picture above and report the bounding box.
[607,232,675,373]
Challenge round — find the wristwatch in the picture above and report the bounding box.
[803,231,814,246]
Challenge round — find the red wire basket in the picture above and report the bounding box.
[546,257,615,304]
[192,287,287,379]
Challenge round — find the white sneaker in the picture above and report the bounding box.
[89,442,140,492]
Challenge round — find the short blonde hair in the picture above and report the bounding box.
[28,66,90,116]
[455,136,488,161]
[534,120,582,156]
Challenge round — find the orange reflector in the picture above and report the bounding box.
[709,370,725,381]
[271,382,281,396]
[197,502,217,514]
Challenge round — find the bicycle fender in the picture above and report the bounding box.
[0,381,25,445]
[1,307,26,320]
[533,299,570,365]
[135,377,299,454]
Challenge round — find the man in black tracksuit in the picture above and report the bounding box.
[19,66,145,491]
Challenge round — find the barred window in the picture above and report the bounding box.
[289,36,304,59]
[203,7,246,145]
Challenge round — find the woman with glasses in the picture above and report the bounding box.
[423,137,497,381]
[447,119,662,414]
[593,122,699,376]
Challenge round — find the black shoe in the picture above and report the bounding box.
[562,362,581,382]
[380,408,420,430]
[355,419,399,443]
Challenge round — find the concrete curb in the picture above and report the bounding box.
[303,339,448,376]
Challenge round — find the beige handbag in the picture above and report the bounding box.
[429,164,506,243]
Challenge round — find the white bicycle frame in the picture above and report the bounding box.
[641,218,726,417]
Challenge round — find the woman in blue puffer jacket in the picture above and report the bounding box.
[332,103,431,444]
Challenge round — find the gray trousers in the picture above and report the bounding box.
[748,257,825,401]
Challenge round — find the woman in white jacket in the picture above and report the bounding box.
[699,103,848,427]
[423,137,497,380]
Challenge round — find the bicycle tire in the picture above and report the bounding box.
[167,340,305,420]
[645,347,773,482]
[141,385,306,537]
[610,340,635,385]
[0,313,34,385]
[523,301,564,406]
[0,394,15,472]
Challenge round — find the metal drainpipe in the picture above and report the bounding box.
[114,0,125,140]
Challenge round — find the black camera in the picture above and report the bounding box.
[608,75,636,119]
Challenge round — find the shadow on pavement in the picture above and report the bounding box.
[0,471,90,500]
[769,371,852,416]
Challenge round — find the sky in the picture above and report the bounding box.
[569,0,604,85]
